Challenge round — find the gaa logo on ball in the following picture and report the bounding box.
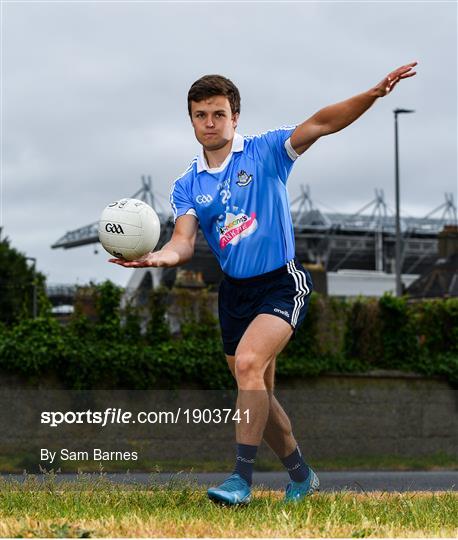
[98,198,161,261]
[105,223,125,234]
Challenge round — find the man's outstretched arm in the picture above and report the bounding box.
[290,61,418,156]
[109,214,198,268]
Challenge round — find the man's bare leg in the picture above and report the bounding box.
[208,311,316,505]
[232,314,293,447]
[227,320,317,496]
[227,353,297,459]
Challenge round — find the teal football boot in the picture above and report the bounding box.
[284,468,320,502]
[207,473,251,505]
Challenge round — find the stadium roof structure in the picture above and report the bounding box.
[291,186,456,235]
[51,179,456,251]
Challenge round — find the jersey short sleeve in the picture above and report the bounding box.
[170,176,197,223]
[254,126,298,185]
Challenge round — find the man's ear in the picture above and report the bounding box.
[232,112,240,129]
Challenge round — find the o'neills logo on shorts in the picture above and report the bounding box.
[219,212,258,249]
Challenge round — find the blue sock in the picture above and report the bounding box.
[281,446,310,483]
[234,443,257,486]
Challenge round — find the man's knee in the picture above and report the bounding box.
[234,351,276,391]
[235,351,264,386]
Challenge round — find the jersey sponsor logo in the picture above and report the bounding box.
[218,211,258,249]
[274,308,290,318]
[105,223,125,234]
[236,170,253,187]
[196,194,213,204]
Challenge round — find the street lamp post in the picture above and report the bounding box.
[393,108,415,297]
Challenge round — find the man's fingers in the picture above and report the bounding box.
[399,67,415,76]
[399,61,418,71]
[399,63,417,74]
[384,66,416,94]
[399,71,417,79]
[391,62,417,79]
[387,71,415,92]
[390,68,410,80]
[108,258,138,267]
[109,258,157,268]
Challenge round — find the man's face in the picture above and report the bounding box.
[190,96,239,150]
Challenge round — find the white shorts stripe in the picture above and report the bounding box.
[287,261,303,326]
[291,260,309,325]
[287,262,298,325]
[292,259,310,297]
[292,266,305,326]
[287,260,309,326]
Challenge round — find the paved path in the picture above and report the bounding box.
[2,471,457,492]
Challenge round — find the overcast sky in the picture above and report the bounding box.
[1,0,457,286]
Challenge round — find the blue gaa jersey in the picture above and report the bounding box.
[170,127,300,279]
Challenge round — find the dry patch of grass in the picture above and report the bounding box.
[0,475,456,537]
[1,515,456,538]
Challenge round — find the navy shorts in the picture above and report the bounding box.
[218,258,313,356]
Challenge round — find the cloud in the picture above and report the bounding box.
[2,1,456,285]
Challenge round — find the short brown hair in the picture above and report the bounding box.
[187,75,241,117]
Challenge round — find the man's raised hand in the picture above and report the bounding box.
[375,61,418,97]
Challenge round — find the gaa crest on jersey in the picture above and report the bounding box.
[236,170,254,187]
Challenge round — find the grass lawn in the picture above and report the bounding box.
[0,474,456,538]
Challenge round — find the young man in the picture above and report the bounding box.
[110,62,417,504]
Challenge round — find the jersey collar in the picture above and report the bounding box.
[196,133,244,174]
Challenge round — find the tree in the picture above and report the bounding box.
[0,233,47,325]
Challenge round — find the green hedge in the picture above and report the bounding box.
[0,281,456,389]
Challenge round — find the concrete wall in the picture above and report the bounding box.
[0,371,456,468]
[275,372,457,459]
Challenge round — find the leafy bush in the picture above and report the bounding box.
[413,298,458,355]
[0,281,456,389]
[0,316,65,375]
[344,297,382,366]
[378,294,420,370]
[0,237,48,325]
